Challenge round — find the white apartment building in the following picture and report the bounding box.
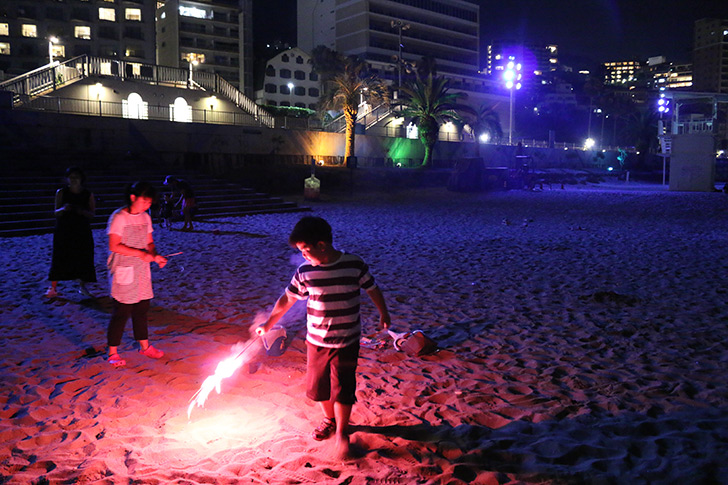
[0,0,156,80]
[156,0,254,95]
[255,47,320,109]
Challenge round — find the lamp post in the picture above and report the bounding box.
[48,36,58,65]
[188,59,198,88]
[390,20,410,90]
[287,82,294,107]
[502,58,522,145]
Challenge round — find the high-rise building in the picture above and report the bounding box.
[156,0,254,96]
[0,0,156,80]
[692,18,728,93]
[603,60,643,86]
[486,41,558,78]
[297,0,480,83]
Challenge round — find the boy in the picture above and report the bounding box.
[256,216,391,458]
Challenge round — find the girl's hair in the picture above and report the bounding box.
[65,166,86,184]
[124,181,158,207]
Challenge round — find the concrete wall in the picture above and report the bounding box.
[0,104,623,174]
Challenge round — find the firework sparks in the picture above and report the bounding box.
[187,338,261,419]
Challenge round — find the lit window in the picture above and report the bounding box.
[22,24,37,37]
[0,42,10,55]
[99,8,116,21]
[125,8,142,21]
[179,6,211,19]
[51,44,65,58]
[0,23,8,36]
[123,93,148,120]
[74,26,91,40]
[170,97,192,123]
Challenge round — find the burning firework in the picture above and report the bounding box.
[187,326,287,419]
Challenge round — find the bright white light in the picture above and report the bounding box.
[179,6,210,19]
[479,133,490,143]
[584,138,596,149]
[607,166,614,171]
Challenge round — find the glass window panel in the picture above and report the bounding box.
[22,24,37,37]
[99,8,116,21]
[74,26,91,40]
[125,8,141,21]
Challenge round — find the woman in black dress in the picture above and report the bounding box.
[46,167,97,298]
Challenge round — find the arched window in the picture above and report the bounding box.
[308,87,320,97]
[265,64,275,76]
[280,68,291,79]
[294,70,305,80]
[170,97,192,122]
[264,83,277,93]
[123,92,148,119]
[309,72,318,81]
[281,54,289,62]
[296,56,303,64]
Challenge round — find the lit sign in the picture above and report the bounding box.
[179,6,211,19]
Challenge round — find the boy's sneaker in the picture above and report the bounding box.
[139,345,164,359]
[44,287,58,298]
[312,417,336,441]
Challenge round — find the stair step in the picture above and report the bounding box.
[0,170,309,237]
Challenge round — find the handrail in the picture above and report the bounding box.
[0,54,272,126]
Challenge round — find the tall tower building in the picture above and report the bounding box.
[297,0,480,82]
[692,18,728,93]
[156,0,253,95]
[0,0,156,80]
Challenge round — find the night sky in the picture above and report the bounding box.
[254,0,728,69]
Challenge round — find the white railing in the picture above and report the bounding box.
[0,55,272,126]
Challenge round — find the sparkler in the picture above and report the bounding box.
[187,338,261,419]
[187,325,287,419]
[164,252,184,257]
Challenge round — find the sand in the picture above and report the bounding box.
[1,183,727,484]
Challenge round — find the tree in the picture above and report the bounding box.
[314,48,387,160]
[467,104,503,156]
[398,73,471,167]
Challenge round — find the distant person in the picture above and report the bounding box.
[256,216,391,459]
[163,175,196,231]
[106,181,167,368]
[46,166,97,298]
[159,192,174,229]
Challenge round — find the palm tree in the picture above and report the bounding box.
[315,50,387,160]
[398,73,471,167]
[468,104,503,156]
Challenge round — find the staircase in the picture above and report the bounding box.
[0,172,309,237]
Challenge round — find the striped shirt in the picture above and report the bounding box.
[107,208,154,304]
[286,252,376,348]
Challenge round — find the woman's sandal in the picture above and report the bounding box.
[108,354,126,368]
[312,417,336,441]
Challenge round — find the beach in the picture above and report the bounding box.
[1,183,727,484]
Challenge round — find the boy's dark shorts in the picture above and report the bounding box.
[306,341,360,405]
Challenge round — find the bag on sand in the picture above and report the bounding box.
[394,330,438,357]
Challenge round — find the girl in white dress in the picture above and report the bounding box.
[106,181,168,367]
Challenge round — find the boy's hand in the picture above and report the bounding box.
[255,323,268,336]
[380,315,391,330]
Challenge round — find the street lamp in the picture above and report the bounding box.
[48,36,58,65]
[287,82,294,107]
[502,58,522,145]
[188,59,199,87]
[390,20,410,91]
